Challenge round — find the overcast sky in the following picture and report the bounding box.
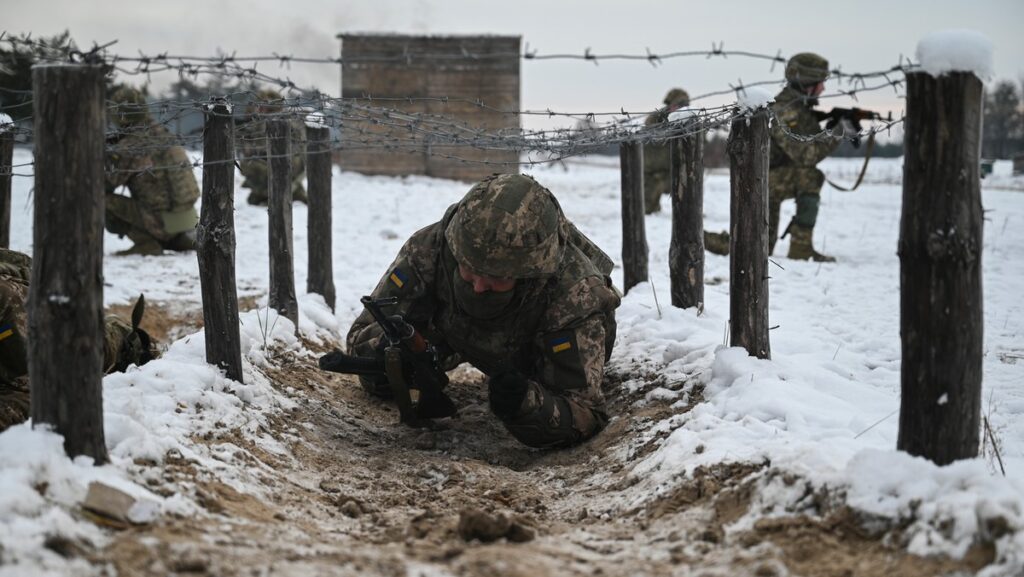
[4,0,1022,130]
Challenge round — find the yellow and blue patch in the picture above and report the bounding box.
[0,324,13,342]
[549,335,572,354]
[389,268,408,289]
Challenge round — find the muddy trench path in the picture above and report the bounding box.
[88,303,986,577]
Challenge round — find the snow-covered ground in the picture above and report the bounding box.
[2,150,1023,575]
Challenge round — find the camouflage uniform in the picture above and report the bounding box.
[236,90,308,206]
[0,249,157,432]
[643,88,690,214]
[347,174,621,449]
[703,53,842,261]
[768,53,842,261]
[106,87,199,255]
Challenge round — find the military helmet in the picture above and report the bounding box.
[663,88,690,107]
[252,88,283,113]
[110,85,150,127]
[445,174,564,279]
[785,53,830,85]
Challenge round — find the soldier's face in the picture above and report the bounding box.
[810,82,825,97]
[458,264,517,294]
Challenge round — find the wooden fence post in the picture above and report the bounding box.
[196,100,244,383]
[305,122,335,311]
[28,64,108,463]
[897,71,984,465]
[267,118,298,331]
[0,121,12,249]
[620,141,647,294]
[727,109,771,359]
[669,123,705,309]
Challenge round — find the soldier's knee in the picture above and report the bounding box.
[794,193,821,228]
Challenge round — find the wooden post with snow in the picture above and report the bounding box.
[267,118,299,332]
[305,120,336,312]
[897,36,986,465]
[0,118,13,248]
[28,64,108,463]
[727,107,771,359]
[196,100,244,383]
[620,141,647,294]
[669,120,705,309]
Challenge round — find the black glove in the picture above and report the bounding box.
[318,349,347,372]
[488,370,530,418]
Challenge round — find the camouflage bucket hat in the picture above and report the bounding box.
[663,88,690,107]
[445,174,564,279]
[785,52,830,85]
[110,85,150,127]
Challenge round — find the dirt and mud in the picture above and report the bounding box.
[70,303,992,576]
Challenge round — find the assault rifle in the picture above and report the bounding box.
[814,107,891,131]
[318,296,455,426]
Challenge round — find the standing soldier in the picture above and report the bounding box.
[643,88,690,214]
[768,52,843,261]
[0,249,158,432]
[105,86,200,255]
[235,89,308,206]
[340,174,621,448]
[704,52,844,261]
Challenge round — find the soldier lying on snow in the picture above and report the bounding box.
[321,174,622,449]
[0,249,159,432]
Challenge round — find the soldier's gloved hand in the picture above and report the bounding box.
[488,370,530,418]
[385,315,415,341]
[318,349,347,372]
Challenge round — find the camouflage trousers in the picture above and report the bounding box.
[768,166,825,252]
[239,158,308,206]
[106,194,197,251]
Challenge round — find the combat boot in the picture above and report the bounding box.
[786,224,835,262]
[117,238,163,256]
[703,230,730,256]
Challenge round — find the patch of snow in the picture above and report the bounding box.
[916,29,994,80]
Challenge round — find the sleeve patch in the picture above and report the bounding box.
[0,324,14,342]
[549,335,572,354]
[389,268,408,289]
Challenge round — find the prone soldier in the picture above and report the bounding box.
[0,249,158,432]
[334,174,621,449]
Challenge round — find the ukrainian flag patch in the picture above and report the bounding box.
[550,335,572,354]
[389,268,408,289]
[0,324,13,342]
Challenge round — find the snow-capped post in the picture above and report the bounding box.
[897,30,990,465]
[196,99,244,384]
[620,141,648,294]
[28,63,108,463]
[669,111,705,309]
[305,114,336,312]
[0,115,13,248]
[267,117,299,332]
[728,90,773,360]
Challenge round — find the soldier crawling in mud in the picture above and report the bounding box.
[0,249,158,432]
[105,86,200,256]
[705,52,845,261]
[337,174,621,449]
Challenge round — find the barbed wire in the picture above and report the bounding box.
[2,36,908,179]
